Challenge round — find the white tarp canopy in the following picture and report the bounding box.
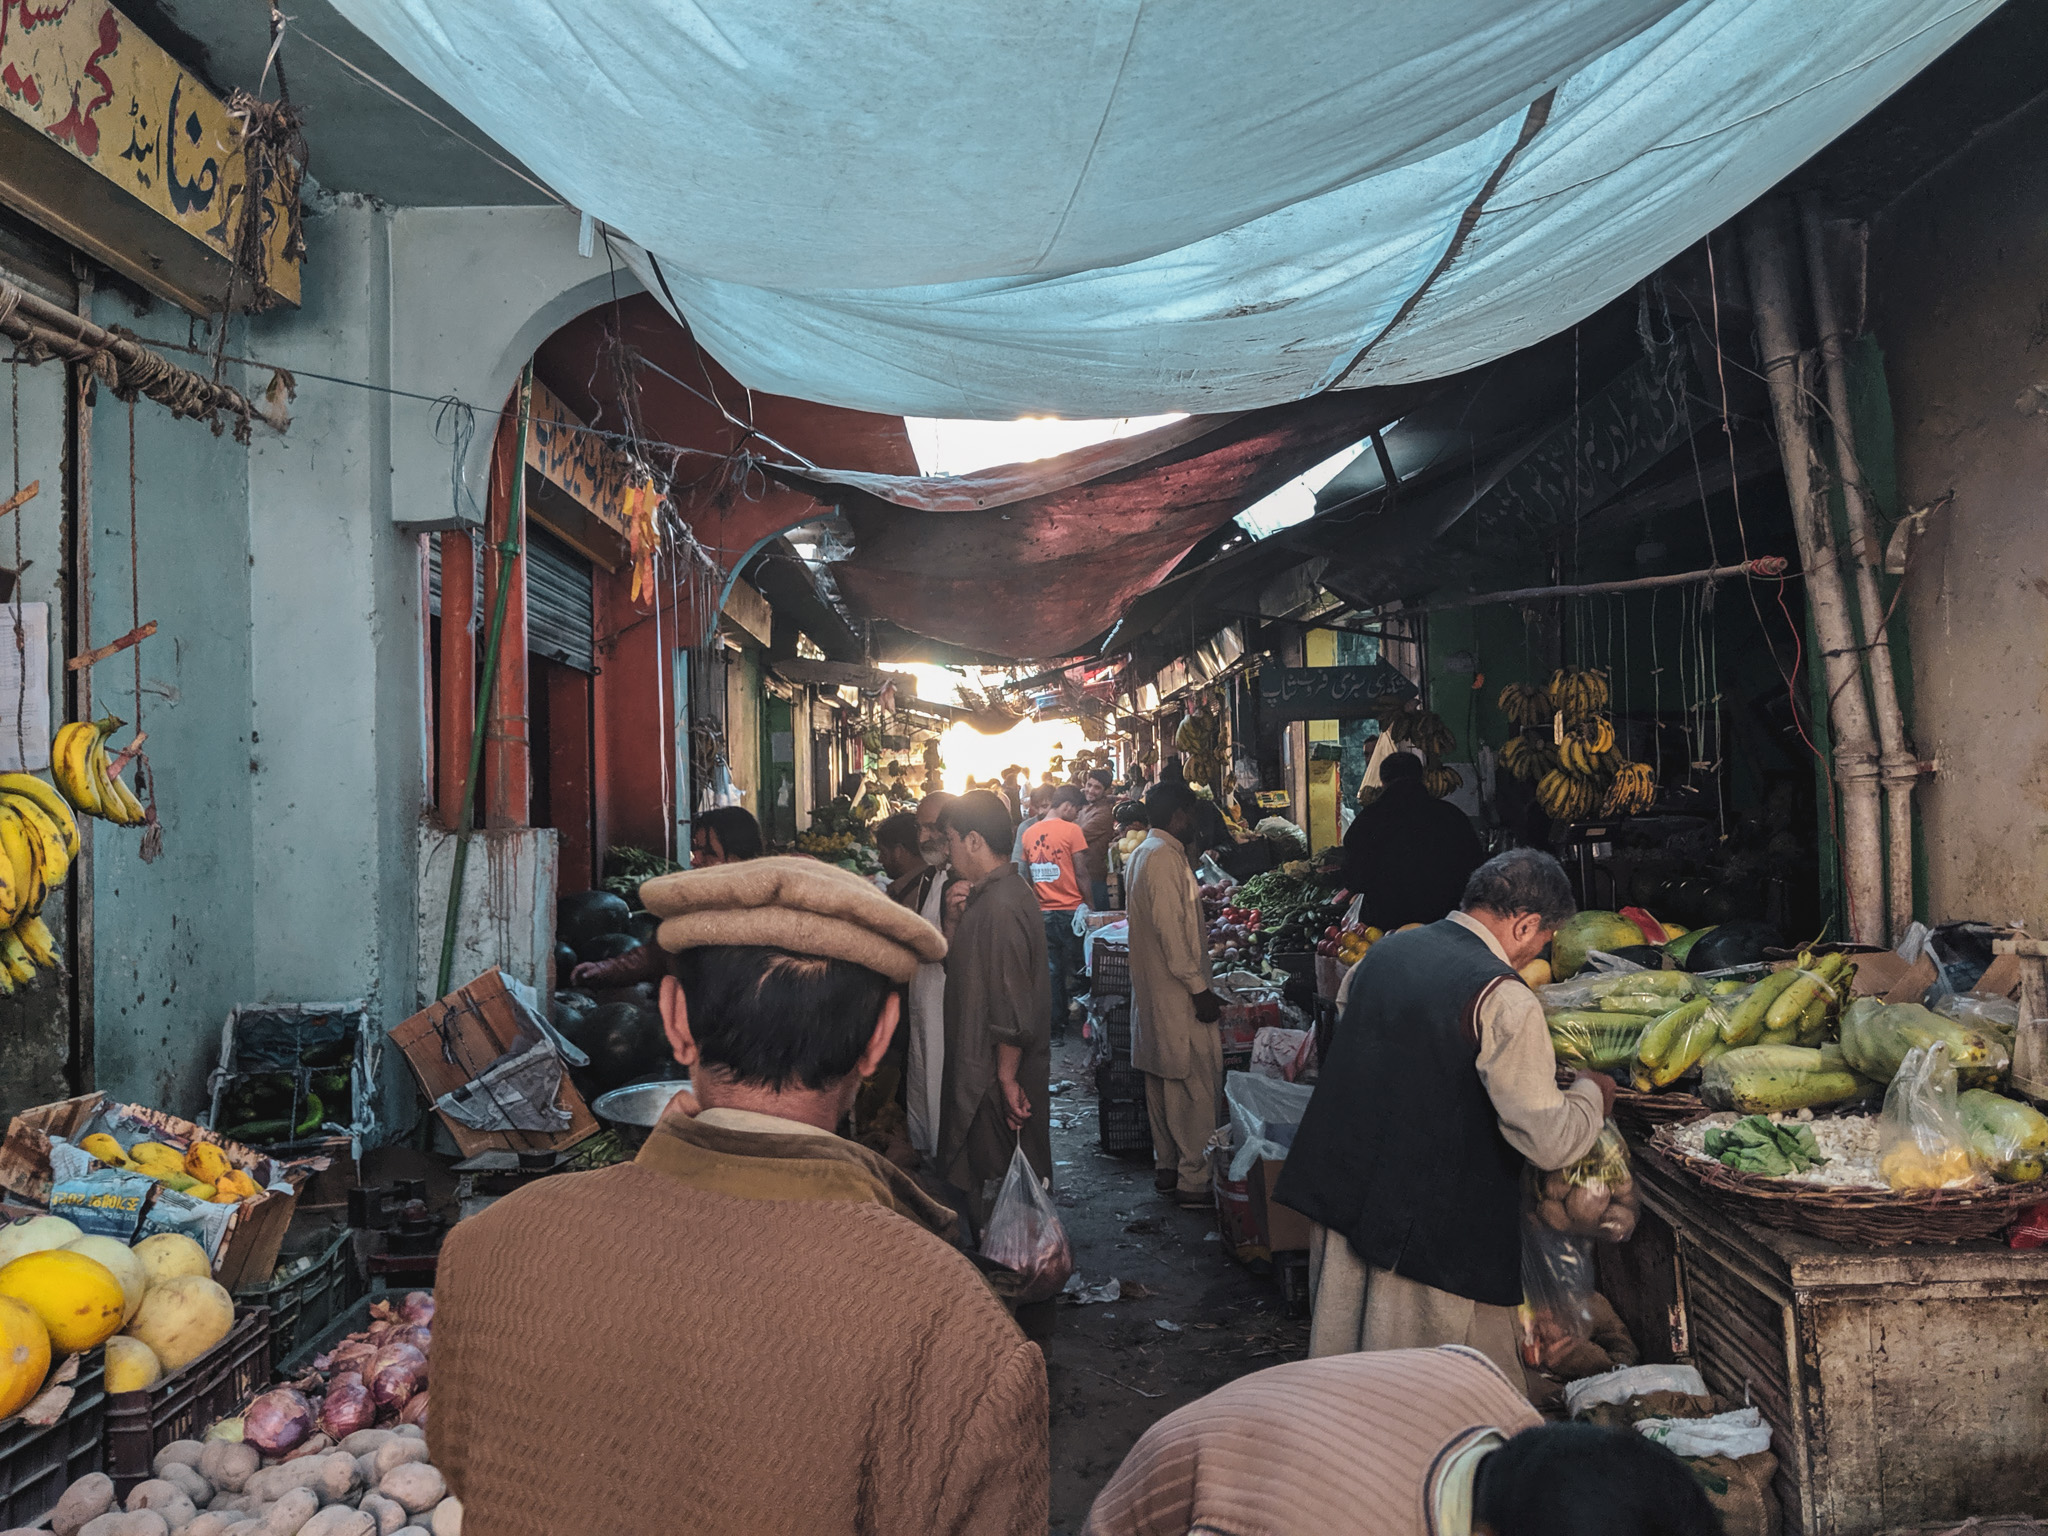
[335,0,1997,418]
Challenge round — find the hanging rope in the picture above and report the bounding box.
[1,281,287,442]
[126,402,162,862]
[9,364,23,776]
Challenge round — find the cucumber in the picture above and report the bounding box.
[221,1118,290,1142]
[293,1092,325,1138]
[1720,968,1801,1046]
[1638,997,1709,1071]
[1765,952,1840,1031]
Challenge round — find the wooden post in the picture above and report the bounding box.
[1799,197,1920,939]
[483,403,530,828]
[437,531,476,827]
[1742,202,1886,944]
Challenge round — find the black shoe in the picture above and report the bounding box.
[1154,1170,1178,1193]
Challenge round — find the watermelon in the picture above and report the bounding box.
[559,889,631,950]
[1552,911,1650,980]
[1619,906,1668,945]
[1661,925,1715,967]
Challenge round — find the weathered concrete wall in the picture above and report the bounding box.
[1870,96,2048,932]
[86,332,257,1113]
[0,357,84,1108]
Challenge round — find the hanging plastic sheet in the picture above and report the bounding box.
[334,0,1996,417]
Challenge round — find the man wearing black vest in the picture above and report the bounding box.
[1274,849,1615,1382]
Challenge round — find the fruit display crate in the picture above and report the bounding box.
[106,1307,269,1499]
[234,1225,360,1367]
[1095,1061,1152,1158]
[275,1287,431,1382]
[0,1348,105,1529]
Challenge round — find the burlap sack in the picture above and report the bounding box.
[1687,1451,1780,1536]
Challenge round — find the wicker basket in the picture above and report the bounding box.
[1611,1088,1708,1140]
[1641,1125,2046,1245]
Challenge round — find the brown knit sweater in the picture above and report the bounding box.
[430,1110,1048,1535]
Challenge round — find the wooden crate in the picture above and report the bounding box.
[388,968,597,1159]
[0,1095,305,1291]
[1611,1156,2048,1535]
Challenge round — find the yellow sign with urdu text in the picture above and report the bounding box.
[0,0,299,304]
[524,377,639,540]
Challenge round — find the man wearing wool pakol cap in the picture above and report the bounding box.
[429,857,1049,1536]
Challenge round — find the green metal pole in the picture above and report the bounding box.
[436,363,532,998]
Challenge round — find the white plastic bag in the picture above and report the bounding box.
[1635,1408,1774,1460]
[980,1142,1074,1304]
[1223,1069,1313,1179]
[1877,1042,1984,1192]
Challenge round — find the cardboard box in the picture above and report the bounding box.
[1248,1156,1313,1254]
[389,968,597,1159]
[0,1093,306,1290]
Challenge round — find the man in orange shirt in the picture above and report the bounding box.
[1020,785,1089,1044]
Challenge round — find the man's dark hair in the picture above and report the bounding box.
[940,789,1014,854]
[874,811,920,854]
[1379,750,1424,784]
[1474,1423,1720,1536]
[1113,800,1149,828]
[1089,768,1113,788]
[669,946,892,1091]
[1145,781,1198,829]
[1027,782,1054,807]
[1050,785,1084,810]
[697,805,764,862]
[1460,847,1576,926]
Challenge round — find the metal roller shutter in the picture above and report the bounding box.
[524,525,595,674]
[429,526,594,674]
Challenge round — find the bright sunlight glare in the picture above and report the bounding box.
[906,414,1187,477]
[1235,440,1369,540]
[937,717,1083,789]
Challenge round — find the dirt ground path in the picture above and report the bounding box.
[1035,1037,1309,1532]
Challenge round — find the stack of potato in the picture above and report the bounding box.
[21,1426,461,1536]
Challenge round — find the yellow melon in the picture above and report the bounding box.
[63,1235,147,1322]
[131,1233,210,1287]
[123,1274,233,1372]
[0,1296,50,1420]
[0,1249,126,1352]
[0,1215,81,1271]
[104,1335,162,1393]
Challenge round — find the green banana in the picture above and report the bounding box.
[1639,997,1710,1071]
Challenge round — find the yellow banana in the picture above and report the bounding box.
[0,927,35,984]
[0,807,44,918]
[0,810,29,928]
[2,795,68,886]
[0,776,79,860]
[15,915,57,970]
[51,723,104,817]
[89,720,144,827]
[102,764,145,827]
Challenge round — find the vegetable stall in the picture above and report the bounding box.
[1538,912,2048,1534]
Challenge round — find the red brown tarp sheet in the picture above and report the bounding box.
[764,388,1416,659]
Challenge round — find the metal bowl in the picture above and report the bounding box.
[591,1079,692,1131]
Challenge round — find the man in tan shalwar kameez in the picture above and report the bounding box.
[1125,782,1223,1204]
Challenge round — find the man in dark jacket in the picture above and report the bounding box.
[1338,750,1483,929]
[1273,849,1614,1379]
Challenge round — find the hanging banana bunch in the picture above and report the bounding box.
[1601,760,1658,816]
[0,771,83,994]
[1536,768,1600,823]
[1547,667,1610,724]
[1498,733,1558,784]
[1556,714,1619,780]
[1496,682,1551,729]
[1422,762,1464,799]
[53,717,147,826]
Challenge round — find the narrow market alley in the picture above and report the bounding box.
[1037,1039,1309,1532]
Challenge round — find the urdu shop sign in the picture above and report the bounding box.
[0,0,300,309]
[1255,663,1415,720]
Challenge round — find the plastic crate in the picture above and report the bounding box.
[1090,941,1131,998]
[0,1349,105,1528]
[276,1288,431,1382]
[1095,1062,1152,1158]
[236,1226,360,1367]
[106,1308,269,1499]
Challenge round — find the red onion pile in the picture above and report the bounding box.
[302,1292,433,1437]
